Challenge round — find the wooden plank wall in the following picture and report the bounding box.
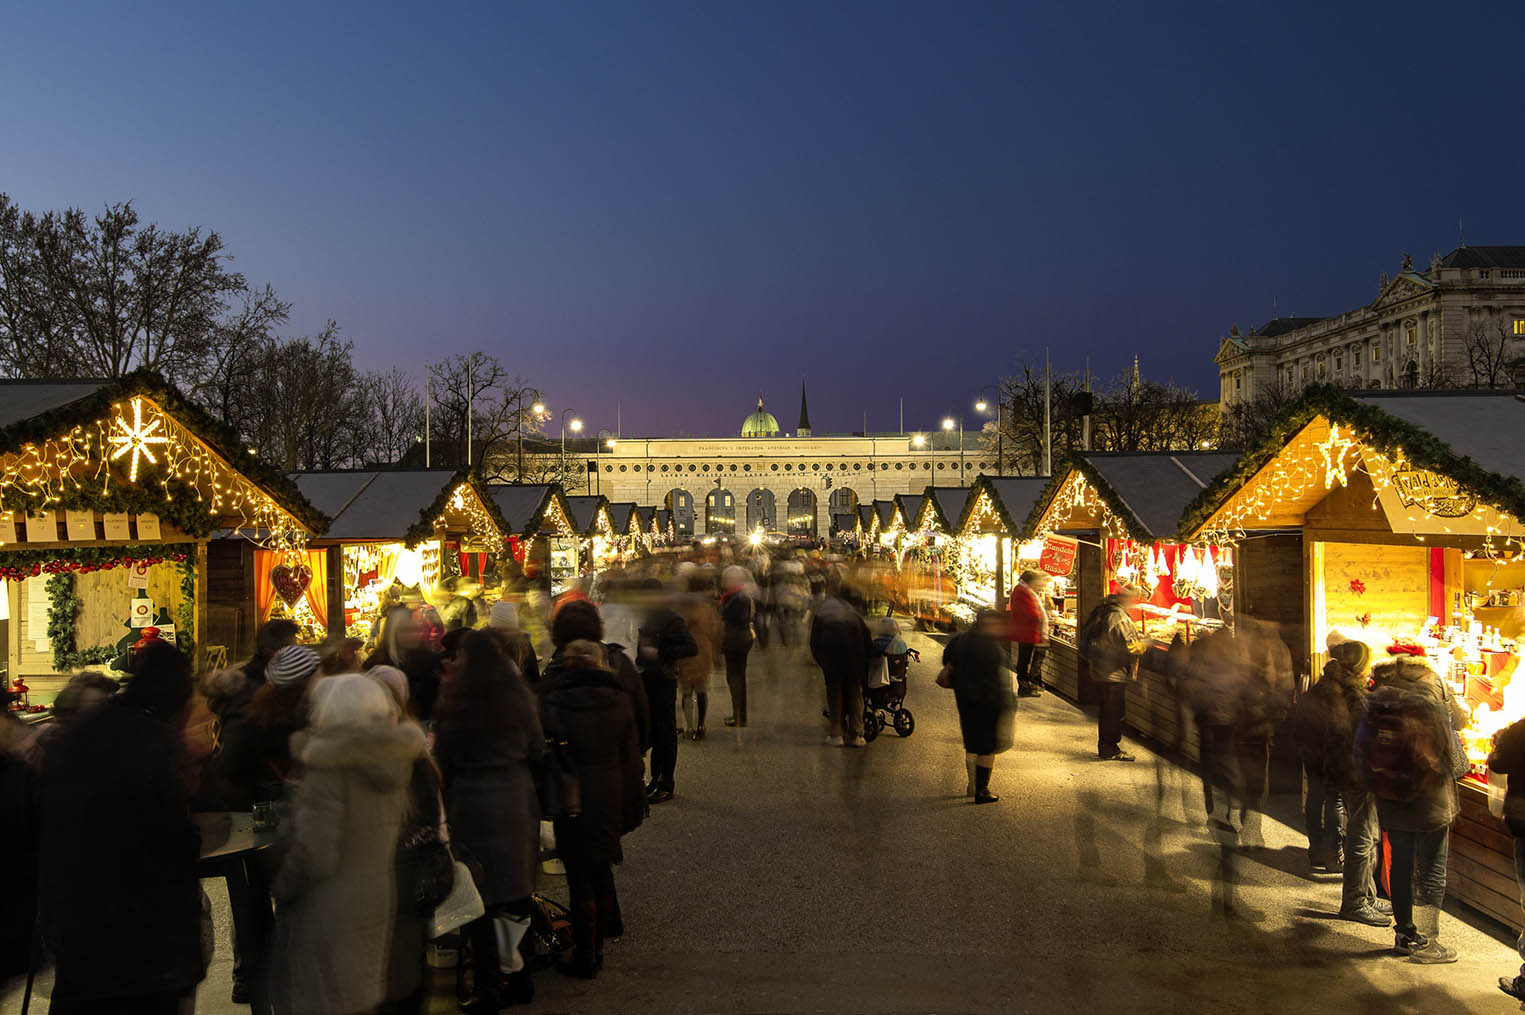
[205,540,254,663]
[1451,783,1523,932]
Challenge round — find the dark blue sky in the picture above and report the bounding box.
[5,1,1523,436]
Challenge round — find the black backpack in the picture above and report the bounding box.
[1354,685,1449,802]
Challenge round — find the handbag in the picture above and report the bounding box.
[428,858,484,939]
[537,704,583,820]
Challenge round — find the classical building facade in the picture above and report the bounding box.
[546,390,988,537]
[1216,246,1525,405]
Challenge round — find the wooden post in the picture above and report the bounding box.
[327,545,345,637]
[195,540,209,673]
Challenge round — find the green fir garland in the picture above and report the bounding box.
[45,572,117,672]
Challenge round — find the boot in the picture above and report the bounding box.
[974,764,998,804]
[557,901,601,979]
[965,758,977,797]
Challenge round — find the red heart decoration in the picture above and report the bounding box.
[271,563,312,606]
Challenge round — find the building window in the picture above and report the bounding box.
[1372,343,1381,364]
[1316,357,1326,380]
[743,464,751,471]
[1405,323,1417,348]
[1234,373,1242,392]
[1514,320,1525,336]
[606,465,613,473]
[1334,355,1343,374]
[771,464,779,472]
[785,463,792,471]
[895,462,903,470]
[661,465,669,473]
[812,463,820,471]
[853,463,861,470]
[1302,364,1310,382]
[937,463,945,470]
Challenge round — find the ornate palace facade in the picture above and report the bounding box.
[1216,245,1525,405]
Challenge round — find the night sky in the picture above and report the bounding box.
[5,1,1524,437]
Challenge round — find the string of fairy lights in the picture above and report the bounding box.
[1,395,308,552]
[1198,421,1525,558]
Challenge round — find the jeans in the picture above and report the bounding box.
[1303,769,1344,860]
[1015,643,1045,692]
[1388,826,1450,938]
[1340,790,1380,912]
[1097,682,1127,757]
[644,675,678,791]
[724,641,752,724]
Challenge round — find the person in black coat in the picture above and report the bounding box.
[809,592,872,746]
[542,640,645,980]
[38,641,203,1014]
[364,607,444,723]
[1490,716,1525,1001]
[0,706,37,994]
[539,599,651,754]
[720,566,757,728]
[634,581,698,803]
[943,610,1017,804]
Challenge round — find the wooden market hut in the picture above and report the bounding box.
[954,476,1052,611]
[635,506,658,549]
[563,495,616,572]
[654,509,673,545]
[901,487,971,628]
[1180,385,1525,930]
[1022,451,1242,747]
[0,374,324,698]
[259,469,508,651]
[486,484,580,594]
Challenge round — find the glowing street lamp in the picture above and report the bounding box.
[942,417,964,479]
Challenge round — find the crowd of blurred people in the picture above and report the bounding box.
[6,535,1524,1009]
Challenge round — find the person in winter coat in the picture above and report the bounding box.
[38,641,203,1014]
[364,607,444,723]
[21,670,118,773]
[1489,715,1525,1001]
[1233,617,1295,849]
[433,630,544,1012]
[943,610,1017,804]
[675,574,722,741]
[720,565,758,728]
[1291,632,1390,924]
[1360,649,1468,964]
[539,598,651,753]
[0,694,38,995]
[1008,570,1053,698]
[218,644,322,810]
[272,673,427,1015]
[809,592,872,746]
[488,599,541,685]
[368,667,446,1015]
[635,580,699,802]
[541,640,645,979]
[1076,584,1149,761]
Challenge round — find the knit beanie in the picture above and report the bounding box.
[489,600,520,632]
[266,644,321,687]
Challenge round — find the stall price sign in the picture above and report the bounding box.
[0,512,15,544]
[1039,535,1078,577]
[127,561,152,590]
[65,510,96,541]
[134,514,162,540]
[24,511,56,542]
[103,513,131,540]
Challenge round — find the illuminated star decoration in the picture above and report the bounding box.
[108,397,171,483]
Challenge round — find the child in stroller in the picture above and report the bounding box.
[864,616,918,741]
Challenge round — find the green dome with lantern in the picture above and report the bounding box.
[741,396,780,437]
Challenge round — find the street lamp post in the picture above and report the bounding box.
[975,392,1002,477]
[519,401,546,483]
[942,417,963,481]
[561,409,582,490]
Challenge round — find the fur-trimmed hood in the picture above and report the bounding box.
[291,720,426,792]
[1370,657,1443,702]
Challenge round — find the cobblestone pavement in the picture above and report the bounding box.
[7,629,1522,1014]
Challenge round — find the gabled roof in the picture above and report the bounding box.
[1026,452,1239,543]
[486,484,566,535]
[1439,245,1525,270]
[831,512,854,533]
[607,502,637,534]
[563,495,610,536]
[0,370,325,536]
[655,509,672,532]
[293,469,461,542]
[857,504,874,531]
[959,476,1051,535]
[635,506,656,531]
[1181,386,1525,538]
[919,486,971,532]
[892,493,923,530]
[873,500,896,528]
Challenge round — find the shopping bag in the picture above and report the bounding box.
[428,860,485,939]
[494,913,532,973]
[867,656,890,689]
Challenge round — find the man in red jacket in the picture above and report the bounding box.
[1007,570,1053,698]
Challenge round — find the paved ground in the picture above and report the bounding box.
[7,629,1525,1014]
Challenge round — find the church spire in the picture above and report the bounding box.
[797,381,812,437]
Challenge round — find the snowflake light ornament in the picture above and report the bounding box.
[108,397,171,482]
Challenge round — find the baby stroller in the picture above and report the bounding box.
[863,636,918,742]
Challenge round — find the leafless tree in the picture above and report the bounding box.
[1464,320,1523,389]
[426,353,544,472]
[358,367,425,466]
[0,194,245,378]
[988,361,1089,473]
[1091,371,1218,453]
[1218,377,1300,450]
